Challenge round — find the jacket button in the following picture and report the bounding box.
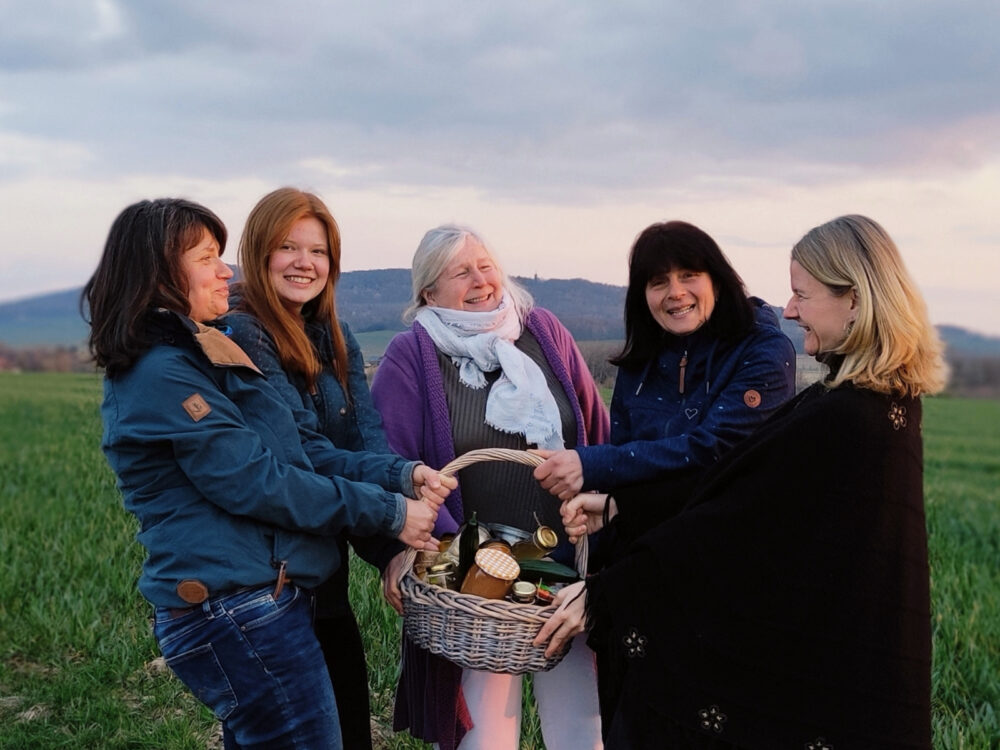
[339,407,347,415]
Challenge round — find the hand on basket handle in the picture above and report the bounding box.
[397,497,440,549]
[561,493,615,543]
[533,580,587,658]
[412,465,456,508]
[531,448,585,502]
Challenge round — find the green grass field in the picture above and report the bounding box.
[1,373,997,748]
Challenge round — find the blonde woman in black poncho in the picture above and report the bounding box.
[535,215,947,750]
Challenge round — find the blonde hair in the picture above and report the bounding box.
[791,215,947,396]
[236,187,349,394]
[403,224,533,323]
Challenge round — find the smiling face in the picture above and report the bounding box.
[645,268,716,336]
[784,259,857,357]
[181,226,233,322]
[423,237,504,312]
[267,216,331,316]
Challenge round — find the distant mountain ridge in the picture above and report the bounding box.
[2,269,999,359]
[0,270,628,348]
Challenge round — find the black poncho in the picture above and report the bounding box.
[588,382,931,750]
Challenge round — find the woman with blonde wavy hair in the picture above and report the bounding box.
[537,215,946,749]
[788,213,946,396]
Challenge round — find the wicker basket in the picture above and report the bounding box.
[398,448,587,674]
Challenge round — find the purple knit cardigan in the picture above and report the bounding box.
[372,307,609,535]
[370,307,610,748]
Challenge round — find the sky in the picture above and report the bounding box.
[1,1,998,335]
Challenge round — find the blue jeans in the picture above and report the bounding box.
[153,584,342,750]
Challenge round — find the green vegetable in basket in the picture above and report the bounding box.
[456,511,479,582]
[516,558,579,583]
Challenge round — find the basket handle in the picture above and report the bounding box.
[438,447,545,476]
[400,448,589,585]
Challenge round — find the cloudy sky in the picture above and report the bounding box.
[2,0,998,334]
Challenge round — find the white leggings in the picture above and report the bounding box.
[443,633,603,750]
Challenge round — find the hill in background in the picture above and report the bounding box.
[1,269,998,365]
[0,270,628,349]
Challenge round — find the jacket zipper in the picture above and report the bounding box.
[678,350,688,395]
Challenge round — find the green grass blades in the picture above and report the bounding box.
[923,397,1000,747]
[0,373,220,749]
[2,372,997,748]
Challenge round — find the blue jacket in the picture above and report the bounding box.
[579,298,796,489]
[225,311,405,614]
[226,313,390,455]
[101,310,408,608]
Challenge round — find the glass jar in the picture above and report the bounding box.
[511,580,537,604]
[459,548,520,599]
[426,561,457,590]
[511,525,559,561]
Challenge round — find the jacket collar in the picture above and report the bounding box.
[152,309,263,374]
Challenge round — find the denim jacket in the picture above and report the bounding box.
[225,312,409,596]
[579,298,796,489]
[224,312,415,497]
[101,310,407,608]
[302,318,390,453]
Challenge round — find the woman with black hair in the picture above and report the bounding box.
[535,221,796,533]
[536,215,946,748]
[83,198,446,749]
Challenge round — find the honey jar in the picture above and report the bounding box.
[511,525,559,561]
[459,548,520,599]
[478,538,513,554]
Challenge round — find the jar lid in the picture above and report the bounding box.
[512,581,536,597]
[534,526,558,550]
[474,548,520,581]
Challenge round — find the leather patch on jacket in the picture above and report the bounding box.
[743,389,762,408]
[182,393,212,422]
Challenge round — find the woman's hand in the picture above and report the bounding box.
[411,465,456,507]
[561,493,615,543]
[397,497,442,548]
[532,449,585,501]
[533,580,587,658]
[382,550,410,615]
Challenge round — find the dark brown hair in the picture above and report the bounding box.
[82,198,227,376]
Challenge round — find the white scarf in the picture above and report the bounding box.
[415,294,564,450]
